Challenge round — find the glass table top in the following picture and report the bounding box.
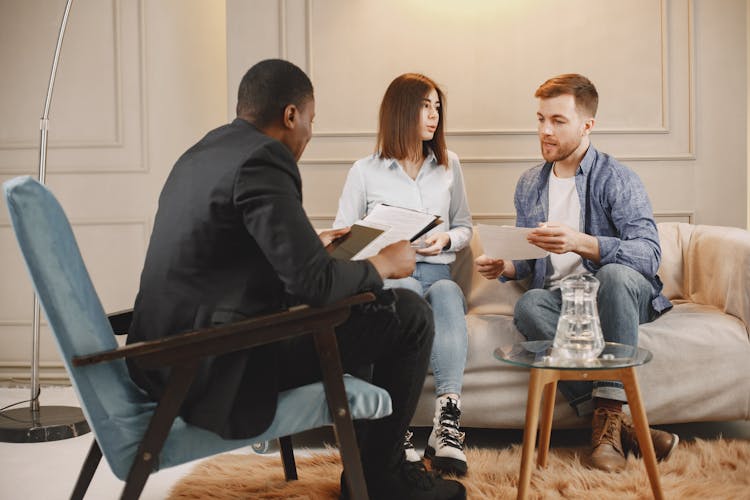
[494,341,652,370]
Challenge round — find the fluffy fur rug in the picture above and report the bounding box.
[169,439,750,499]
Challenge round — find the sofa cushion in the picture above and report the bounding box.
[685,224,750,332]
[452,228,526,315]
[637,302,750,423]
[656,222,692,301]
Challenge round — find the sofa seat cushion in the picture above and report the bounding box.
[637,302,750,424]
[413,303,750,429]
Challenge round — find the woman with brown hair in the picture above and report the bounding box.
[334,73,472,476]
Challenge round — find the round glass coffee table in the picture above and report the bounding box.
[494,341,663,500]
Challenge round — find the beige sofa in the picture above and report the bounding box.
[411,222,750,429]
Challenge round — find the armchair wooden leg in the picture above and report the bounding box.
[279,435,298,480]
[314,328,369,500]
[70,439,102,500]
[121,363,198,500]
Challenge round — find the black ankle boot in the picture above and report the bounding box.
[340,456,466,500]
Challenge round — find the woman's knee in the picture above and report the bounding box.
[425,279,466,311]
[384,276,423,295]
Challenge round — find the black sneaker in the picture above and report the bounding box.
[340,456,466,500]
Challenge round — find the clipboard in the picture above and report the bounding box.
[326,223,385,260]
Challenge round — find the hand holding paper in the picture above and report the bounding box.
[318,227,350,247]
[415,232,450,256]
[368,240,416,279]
[475,254,513,280]
[477,224,550,260]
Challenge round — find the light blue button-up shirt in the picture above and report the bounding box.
[510,145,672,313]
[334,151,473,264]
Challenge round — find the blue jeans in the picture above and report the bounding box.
[513,264,658,416]
[384,263,468,396]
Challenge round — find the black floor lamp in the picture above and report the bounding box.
[0,0,90,443]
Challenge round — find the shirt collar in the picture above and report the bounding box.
[380,149,438,170]
[543,144,597,176]
[578,144,597,175]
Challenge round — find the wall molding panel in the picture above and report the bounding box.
[221,0,741,229]
[1,1,230,382]
[308,211,693,230]
[0,0,149,174]
[289,0,696,164]
[0,218,148,326]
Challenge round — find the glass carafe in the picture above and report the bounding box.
[552,273,605,360]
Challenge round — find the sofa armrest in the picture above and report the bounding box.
[684,224,750,332]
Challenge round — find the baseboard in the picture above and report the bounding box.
[0,362,70,385]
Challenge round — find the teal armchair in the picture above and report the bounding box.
[3,176,392,499]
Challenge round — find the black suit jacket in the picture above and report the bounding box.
[127,118,383,439]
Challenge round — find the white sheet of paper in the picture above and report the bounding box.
[477,224,549,260]
[351,204,438,260]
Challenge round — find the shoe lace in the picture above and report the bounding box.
[403,429,416,451]
[436,399,465,450]
[592,408,621,449]
[399,457,435,490]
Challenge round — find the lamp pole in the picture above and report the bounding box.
[32,0,74,413]
[0,0,90,443]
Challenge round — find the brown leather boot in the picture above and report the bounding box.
[590,407,627,472]
[620,415,679,461]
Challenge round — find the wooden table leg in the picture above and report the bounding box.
[620,367,664,500]
[537,378,558,468]
[517,368,553,500]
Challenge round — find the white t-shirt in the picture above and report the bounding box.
[546,167,586,288]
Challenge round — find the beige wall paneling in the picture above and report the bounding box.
[227,0,743,231]
[4,0,742,381]
[0,0,228,382]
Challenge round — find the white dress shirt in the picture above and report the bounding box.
[334,150,473,264]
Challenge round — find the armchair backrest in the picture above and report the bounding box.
[3,176,156,473]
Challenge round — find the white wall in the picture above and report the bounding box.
[0,0,746,381]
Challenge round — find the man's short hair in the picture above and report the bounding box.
[534,74,598,118]
[236,59,313,127]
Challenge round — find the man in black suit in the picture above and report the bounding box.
[127,59,464,500]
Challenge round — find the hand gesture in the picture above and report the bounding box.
[475,254,507,280]
[415,232,451,256]
[318,227,350,247]
[526,222,601,262]
[368,240,416,279]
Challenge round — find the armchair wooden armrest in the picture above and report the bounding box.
[76,292,376,500]
[76,292,375,369]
